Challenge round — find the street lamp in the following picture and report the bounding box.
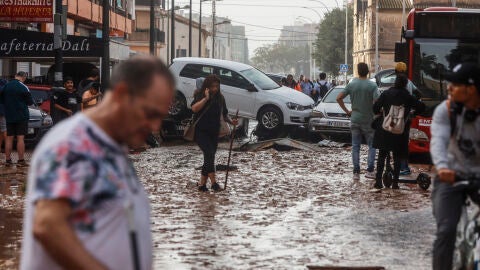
[212,19,230,59]
[198,0,213,57]
[307,0,333,12]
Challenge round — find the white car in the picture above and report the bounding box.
[169,58,314,132]
[309,86,352,138]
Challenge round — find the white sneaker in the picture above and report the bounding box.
[365,171,376,179]
[353,173,360,181]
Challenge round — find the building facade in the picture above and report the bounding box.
[353,0,480,75]
[0,0,133,79]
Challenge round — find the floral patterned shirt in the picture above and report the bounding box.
[21,113,152,270]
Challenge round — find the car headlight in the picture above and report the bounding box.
[286,102,312,111]
[42,115,53,126]
[311,110,324,118]
[409,128,429,142]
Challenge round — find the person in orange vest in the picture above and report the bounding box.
[295,75,304,91]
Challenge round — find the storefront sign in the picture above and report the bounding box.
[0,28,103,57]
[0,0,53,22]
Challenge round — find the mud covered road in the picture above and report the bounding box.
[0,142,434,269]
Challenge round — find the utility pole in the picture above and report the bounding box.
[198,0,203,57]
[150,0,155,55]
[188,0,192,56]
[102,0,110,90]
[171,0,175,63]
[344,0,348,84]
[212,0,216,58]
[53,0,63,88]
[375,0,379,74]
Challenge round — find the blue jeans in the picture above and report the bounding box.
[350,122,376,173]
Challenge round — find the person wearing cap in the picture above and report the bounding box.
[430,62,480,270]
[394,62,419,175]
[51,77,82,124]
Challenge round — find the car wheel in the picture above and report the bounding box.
[169,91,187,119]
[258,106,283,132]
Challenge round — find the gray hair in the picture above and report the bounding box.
[110,56,175,96]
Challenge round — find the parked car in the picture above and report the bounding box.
[374,68,395,93]
[265,73,285,86]
[309,86,351,139]
[28,84,52,114]
[26,106,53,145]
[169,58,314,134]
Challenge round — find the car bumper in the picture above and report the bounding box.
[285,110,312,126]
[25,125,51,145]
[408,140,430,154]
[309,117,351,135]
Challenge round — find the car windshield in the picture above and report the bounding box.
[30,90,50,102]
[239,68,281,90]
[323,87,350,103]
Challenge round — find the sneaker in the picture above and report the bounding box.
[365,171,376,179]
[16,159,29,168]
[211,182,222,192]
[353,173,360,181]
[5,159,12,167]
[400,168,411,176]
[392,182,400,189]
[198,185,208,192]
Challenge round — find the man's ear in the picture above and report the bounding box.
[111,82,129,101]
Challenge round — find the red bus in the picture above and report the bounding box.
[396,7,480,154]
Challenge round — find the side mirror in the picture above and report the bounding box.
[247,84,257,92]
[35,98,43,106]
[404,30,415,39]
[394,42,408,63]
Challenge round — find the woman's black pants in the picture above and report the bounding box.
[195,130,218,177]
[375,149,401,181]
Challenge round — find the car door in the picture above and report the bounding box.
[215,67,256,118]
[178,64,214,106]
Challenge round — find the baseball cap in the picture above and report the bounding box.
[444,63,480,86]
[395,62,407,73]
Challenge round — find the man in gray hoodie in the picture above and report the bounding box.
[431,63,480,270]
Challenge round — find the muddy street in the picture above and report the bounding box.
[0,142,434,269]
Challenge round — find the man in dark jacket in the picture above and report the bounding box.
[0,71,34,167]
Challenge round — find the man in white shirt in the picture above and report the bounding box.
[20,56,174,270]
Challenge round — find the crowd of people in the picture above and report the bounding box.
[0,54,478,270]
[281,73,337,102]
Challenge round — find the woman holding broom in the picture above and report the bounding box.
[191,75,238,192]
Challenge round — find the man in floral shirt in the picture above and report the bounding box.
[20,56,174,270]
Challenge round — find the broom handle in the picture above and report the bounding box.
[224,109,239,190]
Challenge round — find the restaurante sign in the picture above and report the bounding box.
[0,0,53,22]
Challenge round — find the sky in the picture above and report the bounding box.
[174,0,343,58]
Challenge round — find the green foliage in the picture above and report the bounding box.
[313,7,353,76]
[251,44,308,75]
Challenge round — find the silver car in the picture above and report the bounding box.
[308,86,351,138]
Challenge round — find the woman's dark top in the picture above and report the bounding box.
[191,91,228,135]
[372,87,425,157]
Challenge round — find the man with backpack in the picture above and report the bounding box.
[431,63,480,270]
[337,63,379,180]
[317,72,331,100]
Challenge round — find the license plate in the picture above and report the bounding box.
[328,121,348,127]
[28,128,34,134]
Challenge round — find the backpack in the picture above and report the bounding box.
[319,81,329,98]
[382,104,406,134]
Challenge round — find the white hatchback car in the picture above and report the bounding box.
[169,58,314,132]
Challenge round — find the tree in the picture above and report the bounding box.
[313,7,353,76]
[251,44,308,75]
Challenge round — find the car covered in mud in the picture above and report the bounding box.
[308,86,351,140]
[169,58,314,135]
